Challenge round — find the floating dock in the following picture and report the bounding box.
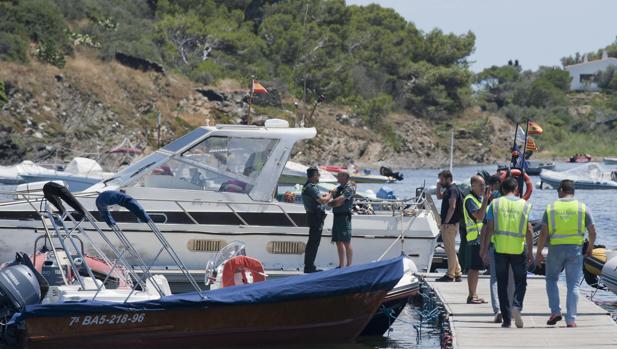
[424,274,617,348]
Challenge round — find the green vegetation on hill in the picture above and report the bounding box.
[1,0,617,160]
[474,38,617,157]
[0,0,475,119]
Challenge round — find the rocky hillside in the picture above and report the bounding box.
[0,52,515,169]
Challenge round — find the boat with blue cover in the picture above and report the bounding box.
[0,185,404,348]
[9,258,403,348]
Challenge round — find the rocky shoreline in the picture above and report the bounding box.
[0,56,517,170]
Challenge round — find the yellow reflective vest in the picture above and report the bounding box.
[463,194,483,242]
[546,199,586,246]
[492,196,532,254]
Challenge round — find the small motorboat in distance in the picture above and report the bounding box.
[603,157,617,165]
[279,160,337,185]
[524,160,556,175]
[320,165,403,184]
[540,163,617,190]
[569,153,592,163]
[0,157,114,192]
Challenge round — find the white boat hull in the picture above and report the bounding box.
[601,255,617,295]
[0,190,439,273]
[540,164,617,190]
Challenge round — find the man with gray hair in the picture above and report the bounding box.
[329,171,354,268]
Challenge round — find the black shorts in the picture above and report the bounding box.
[466,243,484,271]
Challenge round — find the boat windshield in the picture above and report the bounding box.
[136,136,279,193]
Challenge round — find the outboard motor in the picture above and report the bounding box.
[380,166,404,181]
[0,265,41,319]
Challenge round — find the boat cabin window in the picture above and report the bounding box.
[136,136,278,193]
[182,137,278,180]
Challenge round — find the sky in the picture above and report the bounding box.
[347,0,617,72]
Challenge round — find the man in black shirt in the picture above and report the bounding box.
[435,170,463,282]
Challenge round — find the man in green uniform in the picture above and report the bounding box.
[329,172,354,268]
[481,177,533,328]
[535,180,597,327]
[301,166,332,273]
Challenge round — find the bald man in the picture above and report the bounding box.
[463,175,490,304]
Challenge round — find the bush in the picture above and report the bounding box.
[0,32,28,62]
[596,66,617,92]
[353,93,393,127]
[35,41,66,67]
[0,81,8,107]
[188,60,225,85]
[536,67,571,92]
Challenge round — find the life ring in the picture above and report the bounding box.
[498,169,533,200]
[221,256,266,288]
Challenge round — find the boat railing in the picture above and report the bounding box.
[0,189,433,229]
[20,192,147,298]
[18,185,206,301]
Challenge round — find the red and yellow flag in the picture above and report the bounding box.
[525,137,538,152]
[527,120,543,135]
[251,80,268,94]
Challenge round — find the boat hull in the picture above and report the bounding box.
[360,281,418,336]
[539,174,617,190]
[0,209,438,274]
[525,164,555,176]
[20,290,386,348]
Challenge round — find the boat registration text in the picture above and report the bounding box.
[69,313,146,326]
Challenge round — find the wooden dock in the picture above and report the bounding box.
[424,274,617,348]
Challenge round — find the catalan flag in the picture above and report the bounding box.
[527,120,543,135]
[525,137,538,152]
[251,80,268,94]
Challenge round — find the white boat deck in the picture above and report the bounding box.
[424,274,617,348]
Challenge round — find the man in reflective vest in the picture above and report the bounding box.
[463,175,490,304]
[535,179,596,327]
[481,177,533,328]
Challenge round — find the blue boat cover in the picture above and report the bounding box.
[11,257,403,321]
[376,186,396,200]
[95,191,150,226]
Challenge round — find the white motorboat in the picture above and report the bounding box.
[279,160,337,185]
[0,119,440,273]
[600,252,617,295]
[539,163,617,190]
[0,157,114,192]
[524,160,556,175]
[603,157,617,165]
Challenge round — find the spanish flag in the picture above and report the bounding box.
[252,80,268,94]
[527,120,543,135]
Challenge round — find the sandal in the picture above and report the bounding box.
[466,296,487,304]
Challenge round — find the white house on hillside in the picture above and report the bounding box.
[565,51,617,91]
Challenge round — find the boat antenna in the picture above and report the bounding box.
[449,129,454,172]
[301,1,309,126]
[510,121,519,168]
[307,94,325,126]
[247,75,255,125]
[156,110,161,148]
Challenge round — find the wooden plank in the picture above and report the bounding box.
[424,274,617,348]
